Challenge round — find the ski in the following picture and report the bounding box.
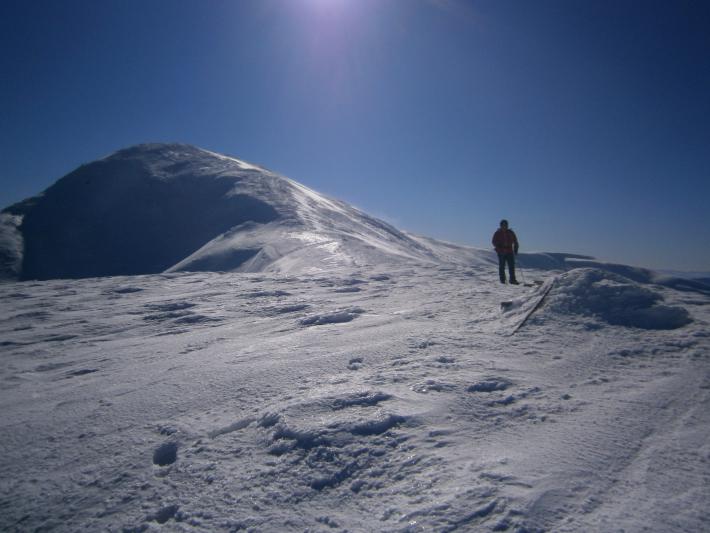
[509,277,556,335]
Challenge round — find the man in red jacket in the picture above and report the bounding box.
[492,219,519,284]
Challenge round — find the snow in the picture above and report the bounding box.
[0,213,23,279]
[1,143,710,530]
[542,268,692,330]
[198,148,265,172]
[1,262,709,531]
[0,143,480,281]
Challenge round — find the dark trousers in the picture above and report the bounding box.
[498,253,517,283]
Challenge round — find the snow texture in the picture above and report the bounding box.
[1,144,710,531]
[1,265,708,532]
[543,269,692,330]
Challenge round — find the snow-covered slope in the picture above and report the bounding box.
[1,263,708,531]
[2,143,710,531]
[8,143,691,287]
[0,144,499,281]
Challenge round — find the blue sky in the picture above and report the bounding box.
[1,0,709,271]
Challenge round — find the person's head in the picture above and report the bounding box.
[500,219,509,229]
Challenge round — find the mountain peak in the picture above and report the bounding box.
[106,141,195,156]
[101,143,265,172]
[0,144,488,281]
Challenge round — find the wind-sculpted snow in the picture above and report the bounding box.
[1,264,708,531]
[543,268,692,330]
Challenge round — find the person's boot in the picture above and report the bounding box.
[510,279,519,285]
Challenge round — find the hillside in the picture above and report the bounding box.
[1,144,499,281]
[2,144,709,531]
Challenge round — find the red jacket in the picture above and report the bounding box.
[492,228,519,255]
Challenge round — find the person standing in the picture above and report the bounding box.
[492,219,519,284]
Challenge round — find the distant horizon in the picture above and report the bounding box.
[2,1,709,271]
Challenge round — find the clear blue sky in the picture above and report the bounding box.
[1,0,709,271]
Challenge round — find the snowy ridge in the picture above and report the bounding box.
[0,143,476,281]
[2,143,703,286]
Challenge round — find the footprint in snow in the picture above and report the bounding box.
[347,357,364,370]
[153,442,178,466]
[148,504,180,524]
[333,286,362,293]
[467,378,512,393]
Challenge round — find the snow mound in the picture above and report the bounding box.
[1,143,499,280]
[545,268,692,330]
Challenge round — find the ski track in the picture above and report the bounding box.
[1,266,709,531]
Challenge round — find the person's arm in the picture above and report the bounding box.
[512,230,519,254]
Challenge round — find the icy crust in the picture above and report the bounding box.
[543,268,692,330]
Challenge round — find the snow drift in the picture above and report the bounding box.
[542,268,692,330]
